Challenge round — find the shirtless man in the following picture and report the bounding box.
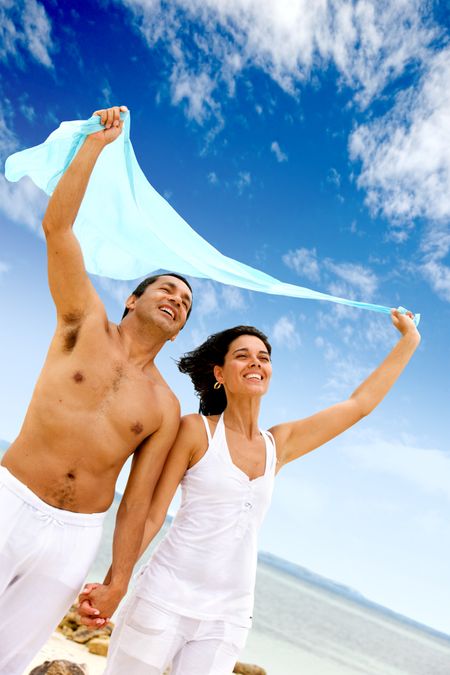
[0,105,193,674]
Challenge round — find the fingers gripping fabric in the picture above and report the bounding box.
[5,112,420,325]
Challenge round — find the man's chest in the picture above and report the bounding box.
[42,353,163,440]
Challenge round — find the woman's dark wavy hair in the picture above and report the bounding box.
[177,325,272,415]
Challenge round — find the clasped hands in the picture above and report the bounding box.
[77,582,124,627]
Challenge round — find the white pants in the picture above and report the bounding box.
[0,466,106,675]
[104,595,249,675]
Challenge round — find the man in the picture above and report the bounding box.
[0,105,193,674]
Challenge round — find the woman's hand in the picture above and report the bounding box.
[391,308,420,340]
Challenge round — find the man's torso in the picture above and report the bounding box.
[2,316,171,513]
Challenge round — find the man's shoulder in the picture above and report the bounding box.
[157,383,181,421]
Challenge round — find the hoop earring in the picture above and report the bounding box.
[213,381,222,390]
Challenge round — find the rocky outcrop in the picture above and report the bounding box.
[29,661,87,675]
[30,607,267,675]
[56,606,113,656]
[86,638,109,656]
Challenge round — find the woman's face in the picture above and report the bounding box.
[214,334,272,397]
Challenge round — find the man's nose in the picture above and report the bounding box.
[169,294,181,307]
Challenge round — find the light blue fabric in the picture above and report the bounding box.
[5,111,420,325]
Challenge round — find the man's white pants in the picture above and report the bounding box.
[104,596,249,675]
[0,466,105,675]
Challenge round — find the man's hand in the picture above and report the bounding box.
[77,582,105,628]
[91,105,128,146]
[77,582,123,627]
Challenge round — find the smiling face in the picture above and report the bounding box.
[126,275,193,339]
[214,334,272,398]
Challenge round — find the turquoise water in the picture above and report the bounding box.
[88,504,450,675]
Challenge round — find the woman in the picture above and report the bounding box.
[100,310,419,674]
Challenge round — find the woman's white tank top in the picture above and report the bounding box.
[135,413,277,627]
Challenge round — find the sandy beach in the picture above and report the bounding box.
[26,632,106,675]
[24,625,353,675]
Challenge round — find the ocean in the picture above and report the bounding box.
[88,498,450,675]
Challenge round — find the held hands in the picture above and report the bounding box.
[77,582,123,627]
[90,105,128,146]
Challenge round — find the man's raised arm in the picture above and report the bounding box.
[42,105,127,322]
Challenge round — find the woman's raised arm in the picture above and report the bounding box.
[271,310,420,470]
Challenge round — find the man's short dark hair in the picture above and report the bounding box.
[121,273,193,321]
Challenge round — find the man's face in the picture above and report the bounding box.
[131,275,193,339]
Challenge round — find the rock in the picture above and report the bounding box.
[233,663,266,675]
[71,626,110,644]
[29,661,87,675]
[87,637,109,656]
[58,624,75,639]
[57,610,80,633]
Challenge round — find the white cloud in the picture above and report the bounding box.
[322,356,372,399]
[0,261,10,277]
[97,278,134,308]
[343,429,450,501]
[118,0,450,310]
[101,79,114,106]
[315,335,339,362]
[119,0,436,123]
[350,46,450,228]
[418,224,450,302]
[0,108,17,162]
[0,175,48,235]
[326,167,341,188]
[283,247,379,300]
[170,65,220,124]
[0,0,54,68]
[421,224,450,262]
[188,279,248,320]
[420,260,450,303]
[207,171,218,185]
[270,140,288,163]
[221,285,246,310]
[236,170,251,194]
[283,247,320,282]
[190,279,219,317]
[324,260,378,299]
[272,315,301,350]
[19,102,35,122]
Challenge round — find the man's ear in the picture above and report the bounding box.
[125,294,137,312]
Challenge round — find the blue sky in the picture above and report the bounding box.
[1,0,450,634]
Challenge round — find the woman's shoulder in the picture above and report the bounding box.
[179,413,208,434]
[179,413,220,440]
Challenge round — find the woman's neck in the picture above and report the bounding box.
[222,397,261,440]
